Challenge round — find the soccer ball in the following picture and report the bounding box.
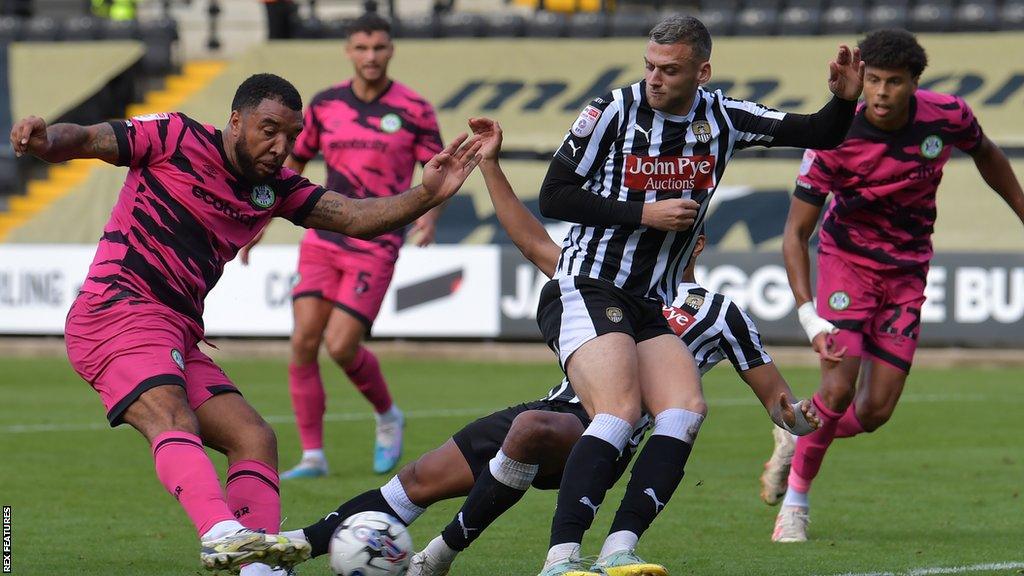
[329,511,412,576]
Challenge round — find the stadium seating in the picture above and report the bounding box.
[1002,0,1024,29]
[277,0,1024,39]
[953,0,998,31]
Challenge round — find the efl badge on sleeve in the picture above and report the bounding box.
[799,149,816,175]
[571,105,602,138]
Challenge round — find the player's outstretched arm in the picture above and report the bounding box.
[469,117,560,278]
[538,160,700,232]
[783,195,846,362]
[10,116,119,164]
[738,364,820,435]
[769,46,864,150]
[303,134,482,239]
[969,136,1024,227]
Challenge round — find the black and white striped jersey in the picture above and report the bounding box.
[553,81,787,304]
[544,282,773,404]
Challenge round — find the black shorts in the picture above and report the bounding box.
[537,277,673,370]
[451,400,634,490]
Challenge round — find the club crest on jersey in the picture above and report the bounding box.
[690,120,713,144]
[828,291,850,311]
[251,184,275,209]
[380,113,403,134]
[920,135,943,159]
[684,293,705,311]
[171,349,185,371]
[606,307,624,323]
[572,105,602,138]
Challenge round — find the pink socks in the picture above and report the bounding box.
[289,363,326,451]
[226,459,281,532]
[344,346,393,414]
[151,431,234,536]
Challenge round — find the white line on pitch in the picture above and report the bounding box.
[821,561,1024,576]
[0,392,994,434]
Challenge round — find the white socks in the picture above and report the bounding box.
[301,449,326,462]
[281,529,307,543]
[599,530,639,559]
[376,405,404,425]
[652,408,704,443]
[201,519,246,541]
[782,487,809,509]
[380,475,425,524]
[583,413,634,455]
[489,450,539,491]
[544,542,581,568]
[422,535,458,564]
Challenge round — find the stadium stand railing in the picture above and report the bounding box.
[290,0,1024,38]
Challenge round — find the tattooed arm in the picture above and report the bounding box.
[302,133,482,239]
[303,186,436,239]
[9,116,119,164]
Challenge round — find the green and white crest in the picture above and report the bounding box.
[380,113,403,134]
[251,184,275,209]
[920,135,943,159]
[171,349,185,371]
[828,291,851,311]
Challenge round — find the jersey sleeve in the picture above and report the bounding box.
[793,149,837,206]
[951,97,984,153]
[290,104,321,163]
[553,94,620,178]
[108,112,181,167]
[719,301,773,372]
[413,102,444,165]
[721,96,787,150]
[273,169,327,225]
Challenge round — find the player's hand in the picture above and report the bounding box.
[421,133,482,207]
[812,332,847,363]
[10,116,50,158]
[640,198,701,231]
[409,212,438,247]
[238,228,266,266]
[828,45,865,101]
[797,302,845,362]
[468,117,502,162]
[777,392,822,432]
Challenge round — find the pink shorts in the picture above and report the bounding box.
[65,291,238,427]
[292,241,395,330]
[816,253,926,373]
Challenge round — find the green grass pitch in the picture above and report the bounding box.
[0,356,1020,575]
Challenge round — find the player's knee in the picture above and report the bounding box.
[678,398,708,416]
[507,412,569,457]
[325,337,359,367]
[249,417,278,453]
[858,404,894,432]
[396,460,429,505]
[819,382,856,413]
[290,332,321,363]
